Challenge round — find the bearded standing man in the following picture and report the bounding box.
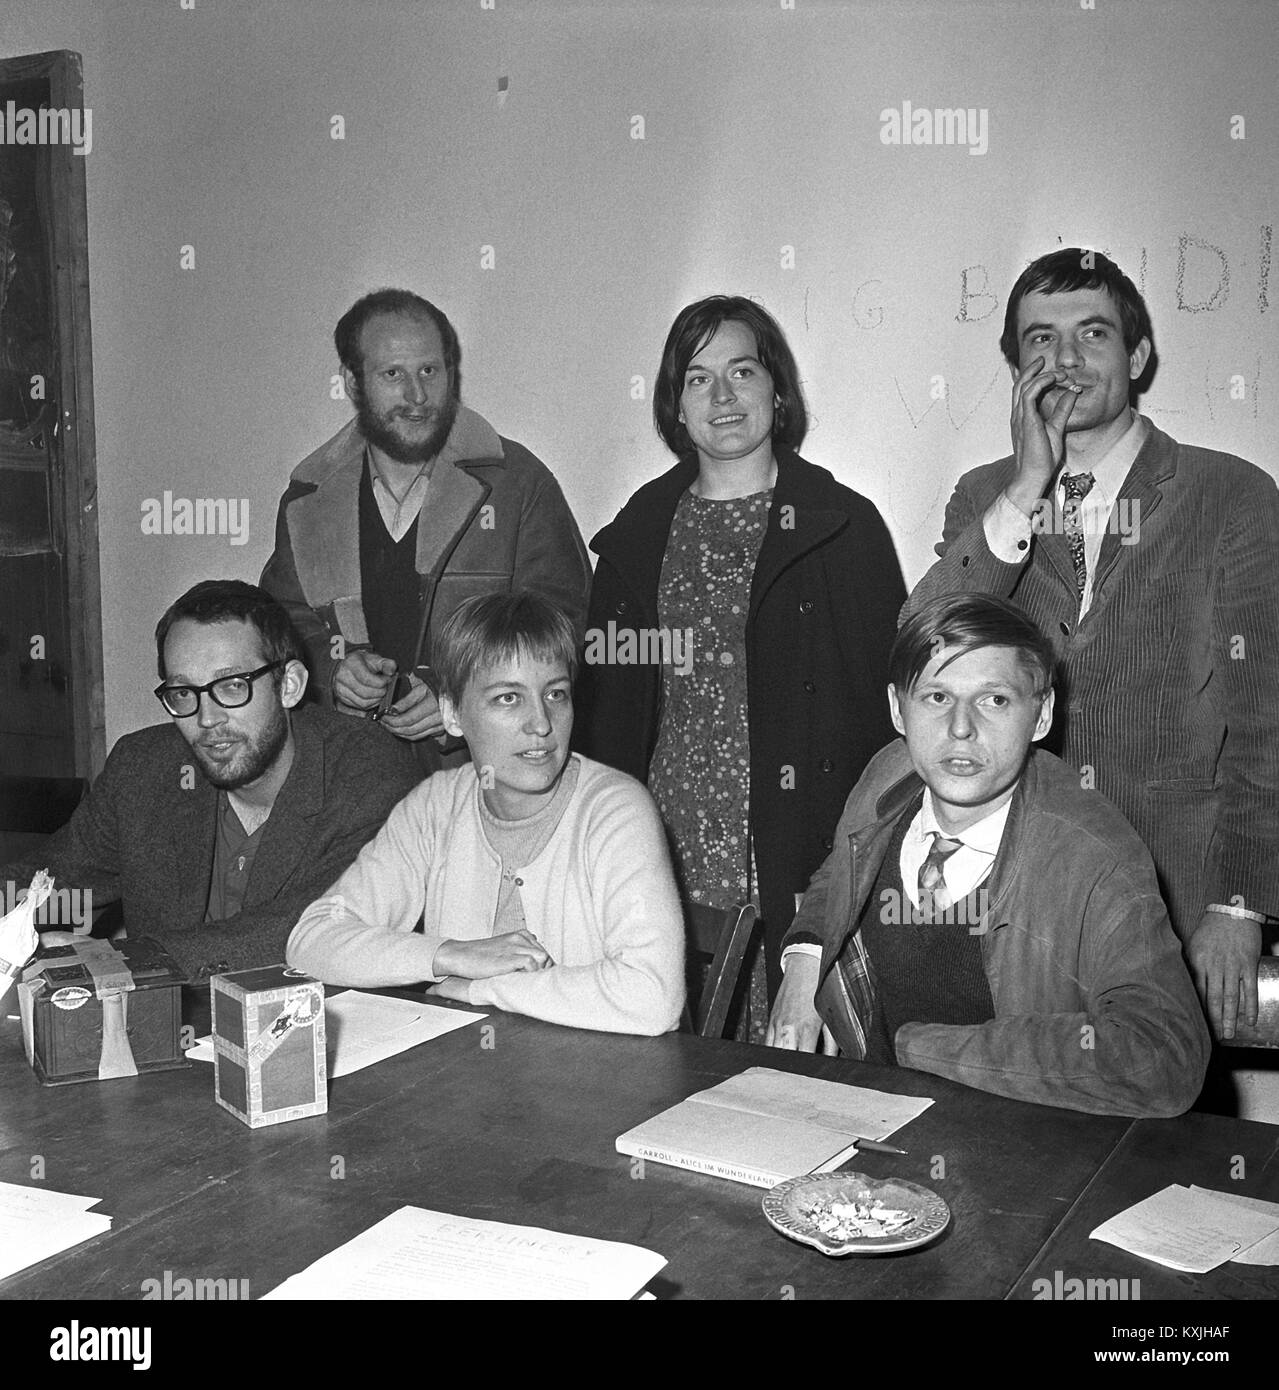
[261,289,590,773]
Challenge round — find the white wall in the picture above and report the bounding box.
[5,0,1277,745]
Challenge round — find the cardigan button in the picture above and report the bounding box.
[961,556,970,567]
[819,758,834,773]
[614,601,628,615]
[803,680,815,693]
[799,600,814,615]
[822,837,833,851]
[1059,621,1070,636]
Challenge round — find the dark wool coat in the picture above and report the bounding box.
[574,447,906,995]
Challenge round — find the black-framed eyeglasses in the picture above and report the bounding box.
[154,662,283,718]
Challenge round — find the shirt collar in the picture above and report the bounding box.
[918,786,1014,856]
[1056,410,1147,508]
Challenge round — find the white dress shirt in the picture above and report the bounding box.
[782,787,1015,972]
[368,453,433,541]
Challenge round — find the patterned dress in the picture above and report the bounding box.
[648,487,773,1035]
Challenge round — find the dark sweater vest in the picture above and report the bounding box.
[859,794,995,1066]
[358,463,422,677]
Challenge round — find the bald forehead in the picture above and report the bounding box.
[358,310,444,363]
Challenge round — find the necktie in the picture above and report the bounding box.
[1061,470,1096,598]
[917,831,964,920]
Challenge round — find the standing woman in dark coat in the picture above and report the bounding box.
[574,296,905,1039]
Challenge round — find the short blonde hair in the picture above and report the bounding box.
[433,593,578,701]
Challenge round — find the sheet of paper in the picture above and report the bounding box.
[324,992,486,1077]
[0,1182,112,1281]
[185,991,486,1076]
[1189,1186,1279,1265]
[0,869,50,1003]
[261,1206,665,1300]
[1091,1183,1279,1273]
[692,1066,933,1140]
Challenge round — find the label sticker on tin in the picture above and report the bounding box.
[248,987,322,1064]
[51,985,91,1010]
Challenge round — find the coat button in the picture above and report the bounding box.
[1059,621,1070,636]
[799,600,814,614]
[615,600,628,615]
[961,555,970,567]
[819,758,834,773]
[803,680,815,693]
[822,837,833,851]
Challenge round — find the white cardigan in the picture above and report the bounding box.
[287,755,685,1035]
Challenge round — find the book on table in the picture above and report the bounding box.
[615,1066,933,1189]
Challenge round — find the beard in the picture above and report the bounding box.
[192,701,291,791]
[354,385,459,464]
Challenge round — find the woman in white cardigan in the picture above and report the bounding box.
[287,593,685,1035]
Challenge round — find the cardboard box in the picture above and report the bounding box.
[17,937,188,1086]
[211,965,326,1128]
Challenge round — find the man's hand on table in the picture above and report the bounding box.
[1188,910,1263,1040]
[764,953,823,1052]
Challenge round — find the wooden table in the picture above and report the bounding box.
[1009,1110,1279,1301]
[1,987,1135,1301]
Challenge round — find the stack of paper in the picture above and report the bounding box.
[615,1066,933,1189]
[1091,1183,1279,1272]
[262,1206,666,1300]
[187,990,486,1077]
[0,1182,112,1281]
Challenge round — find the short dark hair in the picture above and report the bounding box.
[653,295,808,457]
[890,594,1055,698]
[334,288,462,390]
[155,580,304,680]
[1000,248,1153,368]
[433,592,579,702]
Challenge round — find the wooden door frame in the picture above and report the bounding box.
[1,49,104,777]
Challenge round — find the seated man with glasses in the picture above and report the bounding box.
[3,579,419,977]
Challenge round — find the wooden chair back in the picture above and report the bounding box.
[682,900,758,1039]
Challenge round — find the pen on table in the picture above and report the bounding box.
[854,1137,907,1155]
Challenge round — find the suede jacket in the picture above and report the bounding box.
[261,405,591,695]
[785,740,1210,1118]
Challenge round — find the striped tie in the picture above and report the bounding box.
[1061,470,1096,598]
[917,831,964,921]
